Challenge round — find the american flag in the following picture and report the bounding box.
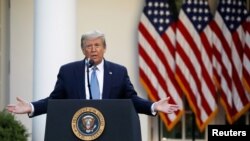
[175,0,217,132]
[211,0,250,124]
[138,0,183,130]
[243,15,250,94]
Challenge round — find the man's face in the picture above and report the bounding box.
[82,37,106,65]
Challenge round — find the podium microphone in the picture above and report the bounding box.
[87,59,94,99]
[88,59,95,68]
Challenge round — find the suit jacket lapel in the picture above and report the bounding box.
[102,61,112,99]
[75,60,86,99]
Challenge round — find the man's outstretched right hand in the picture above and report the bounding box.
[6,97,32,114]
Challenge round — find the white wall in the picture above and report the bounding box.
[10,0,33,141]
[0,0,10,110]
[10,0,151,141]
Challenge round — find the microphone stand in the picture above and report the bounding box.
[86,59,94,99]
[87,65,92,99]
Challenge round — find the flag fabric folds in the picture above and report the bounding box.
[138,0,250,131]
[211,0,250,124]
[243,15,250,94]
[138,0,183,131]
[175,0,218,132]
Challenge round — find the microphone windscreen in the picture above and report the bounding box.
[88,59,95,68]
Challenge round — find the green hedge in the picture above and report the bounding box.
[0,110,29,141]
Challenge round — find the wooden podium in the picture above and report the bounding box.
[44,99,142,141]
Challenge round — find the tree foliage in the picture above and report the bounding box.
[0,110,29,141]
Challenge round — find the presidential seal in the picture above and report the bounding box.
[71,107,105,140]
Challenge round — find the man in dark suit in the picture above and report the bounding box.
[7,30,179,117]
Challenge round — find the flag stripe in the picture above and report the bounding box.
[243,16,250,93]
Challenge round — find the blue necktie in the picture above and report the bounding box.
[90,67,100,99]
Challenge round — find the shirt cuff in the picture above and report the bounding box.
[151,103,157,116]
[28,103,35,117]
